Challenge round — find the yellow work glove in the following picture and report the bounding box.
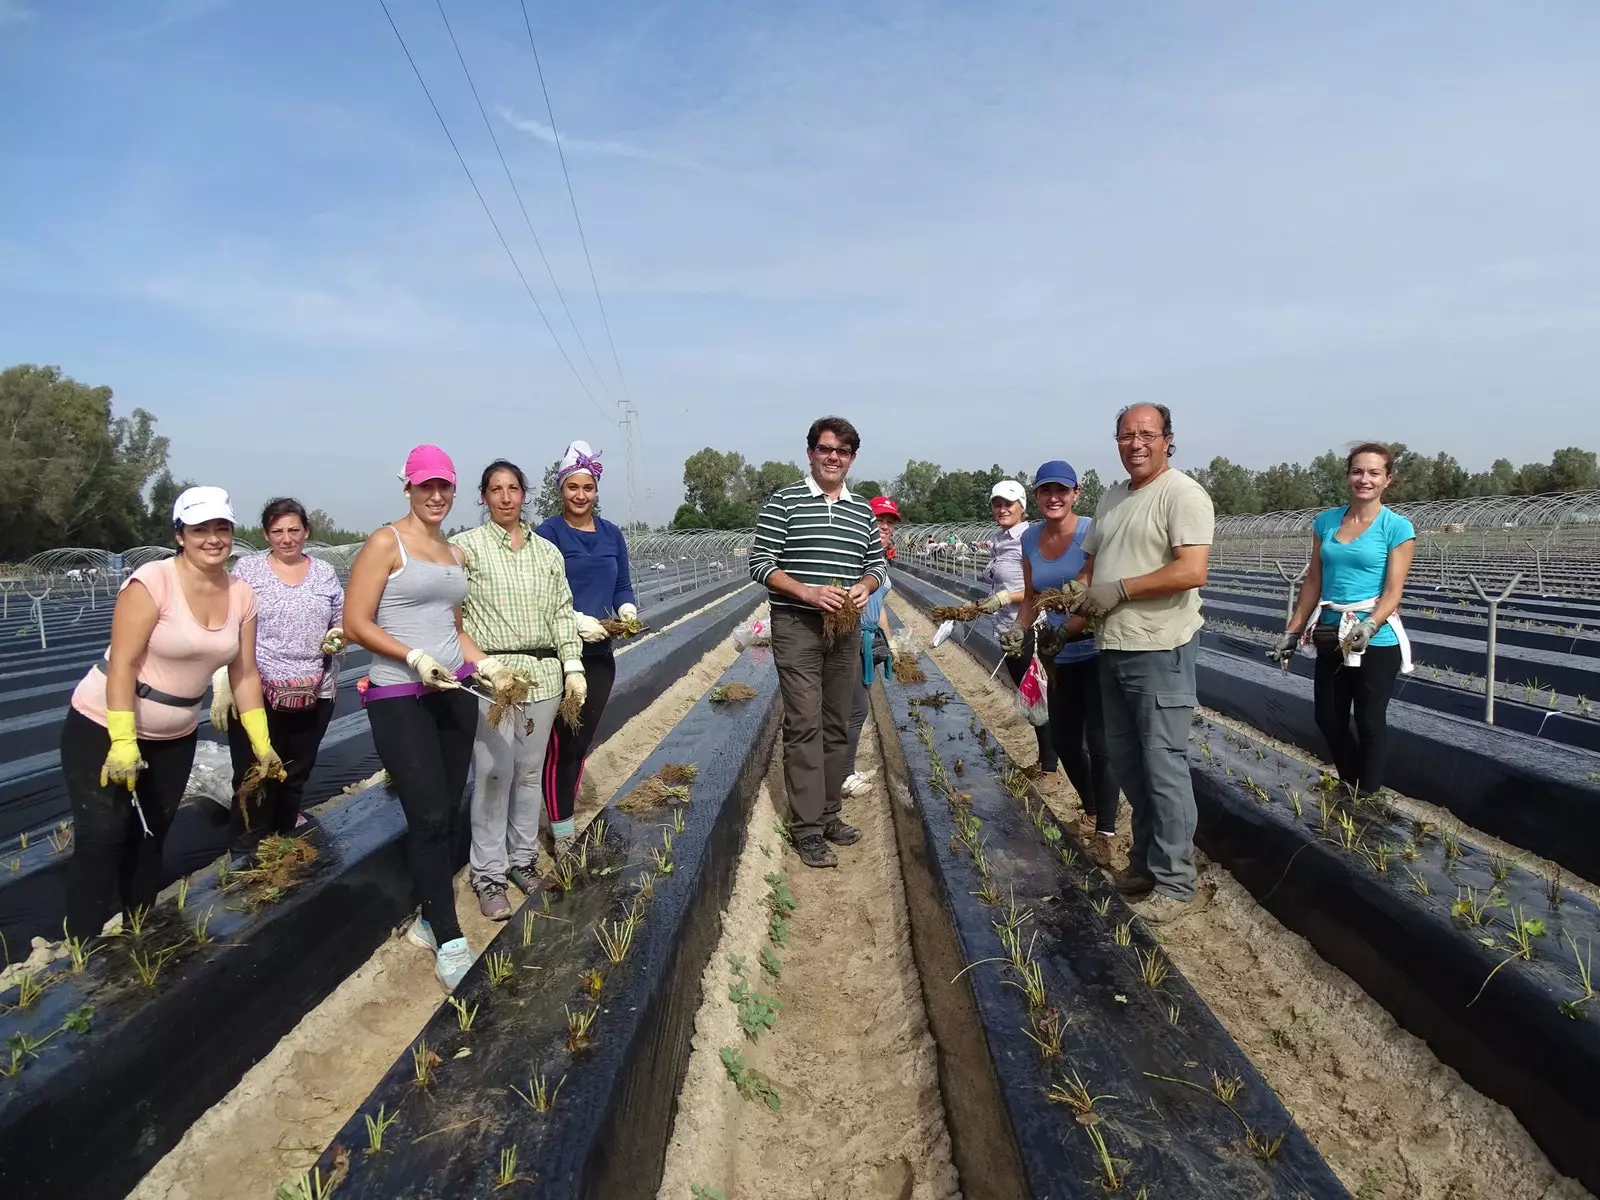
[238,708,287,781]
[100,710,145,790]
[209,666,235,731]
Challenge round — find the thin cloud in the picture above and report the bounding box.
[0,0,35,27]
[495,105,699,170]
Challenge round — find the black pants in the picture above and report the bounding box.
[1046,655,1119,834]
[227,698,336,847]
[1002,628,1057,772]
[545,650,616,834]
[367,689,477,945]
[62,708,198,938]
[1313,642,1403,796]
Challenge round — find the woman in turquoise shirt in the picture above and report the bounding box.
[1273,442,1416,797]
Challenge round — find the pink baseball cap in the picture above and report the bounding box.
[399,444,456,486]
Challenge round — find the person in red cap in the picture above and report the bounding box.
[344,444,501,991]
[842,496,901,796]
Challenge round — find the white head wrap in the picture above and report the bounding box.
[557,440,603,485]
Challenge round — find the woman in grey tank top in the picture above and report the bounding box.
[344,445,493,993]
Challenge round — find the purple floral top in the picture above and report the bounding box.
[231,553,345,699]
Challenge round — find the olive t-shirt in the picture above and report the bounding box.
[1082,468,1215,651]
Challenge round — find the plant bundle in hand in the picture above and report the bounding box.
[559,688,585,732]
[485,671,532,730]
[930,602,984,623]
[1034,582,1085,614]
[599,613,647,639]
[821,586,861,649]
[236,760,291,830]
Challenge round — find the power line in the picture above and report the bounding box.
[376,0,612,423]
[432,0,618,409]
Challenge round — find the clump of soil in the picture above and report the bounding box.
[709,682,758,703]
[892,658,926,684]
[821,593,861,649]
[929,602,984,623]
[618,765,696,814]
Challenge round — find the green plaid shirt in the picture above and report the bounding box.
[451,521,583,701]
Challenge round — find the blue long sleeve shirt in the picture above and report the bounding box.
[534,516,637,627]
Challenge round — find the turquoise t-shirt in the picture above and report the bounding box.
[1311,506,1416,648]
[1020,520,1098,664]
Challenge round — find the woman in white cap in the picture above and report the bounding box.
[535,441,635,858]
[211,497,345,857]
[977,478,1057,774]
[62,486,285,938]
[344,445,497,991]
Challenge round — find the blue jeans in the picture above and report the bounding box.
[1099,637,1199,901]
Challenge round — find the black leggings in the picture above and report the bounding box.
[1046,655,1119,834]
[367,689,477,945]
[545,651,617,835]
[62,708,198,939]
[227,698,336,846]
[1313,643,1403,796]
[1002,627,1056,771]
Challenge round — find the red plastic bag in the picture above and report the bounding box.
[1014,657,1049,727]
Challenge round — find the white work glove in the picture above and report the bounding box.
[618,603,638,623]
[320,627,345,656]
[564,671,588,707]
[574,612,608,643]
[209,667,235,731]
[473,656,513,688]
[405,648,460,689]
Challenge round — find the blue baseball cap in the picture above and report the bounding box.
[1034,460,1078,489]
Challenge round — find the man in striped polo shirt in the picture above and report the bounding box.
[749,416,888,868]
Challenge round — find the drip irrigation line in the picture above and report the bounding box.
[517,0,635,413]
[376,0,612,424]
[433,0,619,412]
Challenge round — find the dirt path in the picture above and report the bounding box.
[889,596,1590,1200]
[658,723,961,1200]
[130,623,755,1200]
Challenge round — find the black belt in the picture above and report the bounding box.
[93,660,204,708]
[483,647,559,660]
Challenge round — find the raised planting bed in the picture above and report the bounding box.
[872,611,1347,1198]
[0,581,761,947]
[0,585,762,1200]
[889,565,1600,886]
[1186,717,1600,1193]
[296,651,781,1199]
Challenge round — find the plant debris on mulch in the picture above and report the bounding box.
[709,682,758,703]
[618,764,698,814]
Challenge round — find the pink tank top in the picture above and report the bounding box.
[71,559,258,740]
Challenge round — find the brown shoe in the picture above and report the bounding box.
[1131,892,1198,925]
[1085,834,1117,867]
[1111,867,1155,897]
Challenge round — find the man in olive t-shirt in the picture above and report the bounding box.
[1071,403,1215,921]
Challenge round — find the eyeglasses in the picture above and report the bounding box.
[813,444,855,459]
[1115,431,1167,445]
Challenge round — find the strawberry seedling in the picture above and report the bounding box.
[595,916,638,965]
[565,1004,597,1052]
[486,951,516,986]
[580,968,605,1000]
[448,997,479,1032]
[494,1144,535,1189]
[510,1072,566,1113]
[363,1104,399,1155]
[412,1041,440,1089]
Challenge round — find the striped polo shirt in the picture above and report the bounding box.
[748,476,888,611]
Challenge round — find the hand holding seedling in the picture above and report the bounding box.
[1073,578,1127,621]
[847,580,872,608]
[805,583,849,613]
[573,612,609,643]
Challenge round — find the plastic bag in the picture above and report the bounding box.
[733,619,770,649]
[1014,658,1049,727]
[931,619,957,648]
[888,628,922,661]
[184,740,235,810]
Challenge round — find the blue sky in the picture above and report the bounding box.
[3,0,1599,530]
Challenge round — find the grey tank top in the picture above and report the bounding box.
[366,526,470,686]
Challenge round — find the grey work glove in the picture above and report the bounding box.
[1267,631,1299,665]
[1342,619,1379,655]
[999,628,1027,659]
[1073,578,1127,621]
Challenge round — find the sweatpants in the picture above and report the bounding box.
[544,651,616,840]
[62,708,198,938]
[1313,642,1403,796]
[366,689,477,945]
[226,698,336,847]
[470,693,560,888]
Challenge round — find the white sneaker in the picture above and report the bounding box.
[406,917,436,952]
[435,937,474,992]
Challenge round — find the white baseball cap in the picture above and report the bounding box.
[990,479,1027,505]
[172,486,236,527]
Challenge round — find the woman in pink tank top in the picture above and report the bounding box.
[62,486,287,938]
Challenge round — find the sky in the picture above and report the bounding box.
[3,0,1599,531]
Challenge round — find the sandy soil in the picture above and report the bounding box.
[130,623,755,1200]
[888,596,1591,1200]
[657,727,961,1200]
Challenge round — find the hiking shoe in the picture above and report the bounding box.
[507,864,542,897]
[406,916,437,952]
[1131,892,1199,925]
[1085,832,1117,867]
[841,770,875,797]
[476,884,513,921]
[435,937,474,991]
[795,834,838,868]
[553,834,575,863]
[823,818,861,847]
[1111,867,1156,897]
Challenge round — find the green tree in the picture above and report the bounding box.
[670,503,710,530]
[1256,463,1320,513]
[1307,452,1349,507]
[1549,447,1599,492]
[533,460,600,521]
[890,460,945,523]
[1075,469,1104,517]
[1189,457,1260,515]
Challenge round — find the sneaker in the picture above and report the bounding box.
[407,917,437,952]
[1131,892,1198,925]
[553,834,575,863]
[435,937,474,991]
[795,834,838,869]
[1111,867,1156,897]
[823,818,861,846]
[476,884,513,921]
[507,864,542,897]
[840,770,875,797]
